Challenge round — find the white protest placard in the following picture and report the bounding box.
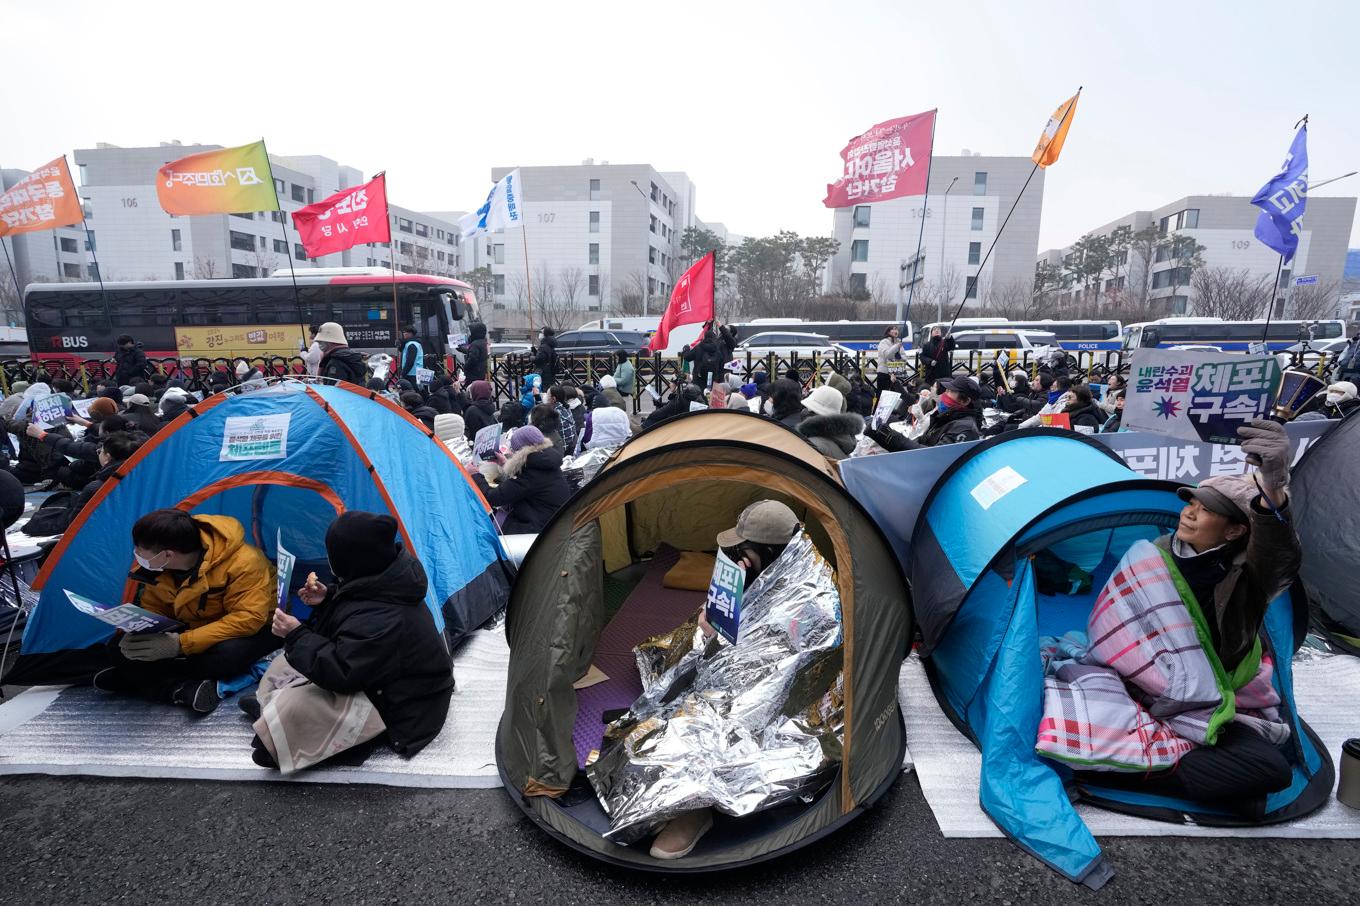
[689,401,708,412]
[1123,349,1280,446]
[473,422,502,461]
[415,367,435,386]
[71,398,95,419]
[872,390,901,429]
[220,413,291,461]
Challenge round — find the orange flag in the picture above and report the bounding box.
[156,140,279,215]
[0,157,83,237]
[1032,91,1080,169]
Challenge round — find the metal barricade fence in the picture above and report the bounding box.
[3,349,1337,407]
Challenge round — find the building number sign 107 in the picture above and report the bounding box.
[537,212,555,223]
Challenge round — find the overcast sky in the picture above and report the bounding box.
[10,0,1359,250]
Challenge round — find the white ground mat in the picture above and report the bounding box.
[898,653,1360,838]
[0,627,509,788]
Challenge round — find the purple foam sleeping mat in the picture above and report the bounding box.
[571,545,706,766]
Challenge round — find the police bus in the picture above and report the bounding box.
[730,319,914,352]
[922,317,1123,352]
[23,268,478,364]
[1121,317,1345,353]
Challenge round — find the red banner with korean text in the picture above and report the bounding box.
[290,173,391,258]
[0,157,83,237]
[649,251,715,353]
[823,110,935,208]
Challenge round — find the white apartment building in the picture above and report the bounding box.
[1039,194,1357,316]
[482,162,695,333]
[825,154,1045,319]
[65,143,462,285]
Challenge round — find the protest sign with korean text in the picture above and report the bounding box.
[474,423,503,461]
[0,157,83,237]
[1123,349,1281,445]
[220,413,291,461]
[824,110,935,208]
[872,390,901,429]
[30,394,69,428]
[157,141,279,215]
[291,173,391,259]
[275,529,296,614]
[705,548,747,645]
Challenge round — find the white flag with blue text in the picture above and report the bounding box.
[459,169,525,239]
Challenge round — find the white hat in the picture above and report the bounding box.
[314,322,348,345]
[1326,381,1357,402]
[599,374,617,390]
[433,412,465,444]
[802,385,846,418]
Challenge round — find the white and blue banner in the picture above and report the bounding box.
[1251,125,1308,262]
[458,169,525,239]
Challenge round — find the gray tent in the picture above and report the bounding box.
[1293,413,1360,652]
[496,409,911,870]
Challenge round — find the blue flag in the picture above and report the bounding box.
[1250,125,1307,262]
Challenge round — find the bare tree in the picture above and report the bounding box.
[591,269,610,312]
[1190,267,1275,320]
[983,278,1045,320]
[1288,279,1341,320]
[0,264,20,326]
[193,256,219,279]
[614,270,647,317]
[251,249,279,278]
[508,273,528,310]
[558,267,585,311]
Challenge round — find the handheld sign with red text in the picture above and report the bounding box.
[1124,349,1281,445]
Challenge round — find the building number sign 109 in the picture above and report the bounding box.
[1231,240,1251,250]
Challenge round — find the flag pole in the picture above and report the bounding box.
[521,222,535,334]
[0,237,23,317]
[67,156,112,333]
[260,142,307,342]
[900,109,938,329]
[944,87,1081,337]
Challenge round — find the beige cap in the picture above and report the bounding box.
[1177,474,1259,524]
[716,500,799,548]
[802,385,846,417]
[314,322,348,345]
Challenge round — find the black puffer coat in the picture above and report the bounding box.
[463,398,497,440]
[918,405,982,446]
[284,552,453,757]
[473,442,570,534]
[1065,402,1105,432]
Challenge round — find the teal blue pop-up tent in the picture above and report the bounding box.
[904,430,1333,889]
[5,381,512,685]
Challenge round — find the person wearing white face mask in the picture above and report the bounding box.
[1321,381,1359,420]
[92,508,278,714]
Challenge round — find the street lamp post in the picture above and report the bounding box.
[937,176,958,322]
[629,180,652,318]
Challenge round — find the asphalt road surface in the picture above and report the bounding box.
[2,772,1356,905]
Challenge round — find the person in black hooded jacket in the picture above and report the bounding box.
[255,512,453,770]
[642,382,704,429]
[1063,385,1105,432]
[401,391,439,430]
[533,328,559,388]
[463,380,498,441]
[459,322,490,383]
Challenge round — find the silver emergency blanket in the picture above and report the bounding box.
[562,446,616,485]
[586,530,844,844]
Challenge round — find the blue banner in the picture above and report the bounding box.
[1251,125,1308,262]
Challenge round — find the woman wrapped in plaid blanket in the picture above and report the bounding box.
[1037,419,1301,819]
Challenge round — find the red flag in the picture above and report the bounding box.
[823,110,935,208]
[291,173,391,258]
[649,251,715,353]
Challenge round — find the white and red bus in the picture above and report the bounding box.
[23,268,478,365]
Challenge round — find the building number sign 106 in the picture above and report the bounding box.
[121,197,138,208]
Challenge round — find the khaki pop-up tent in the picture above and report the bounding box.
[496,409,911,870]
